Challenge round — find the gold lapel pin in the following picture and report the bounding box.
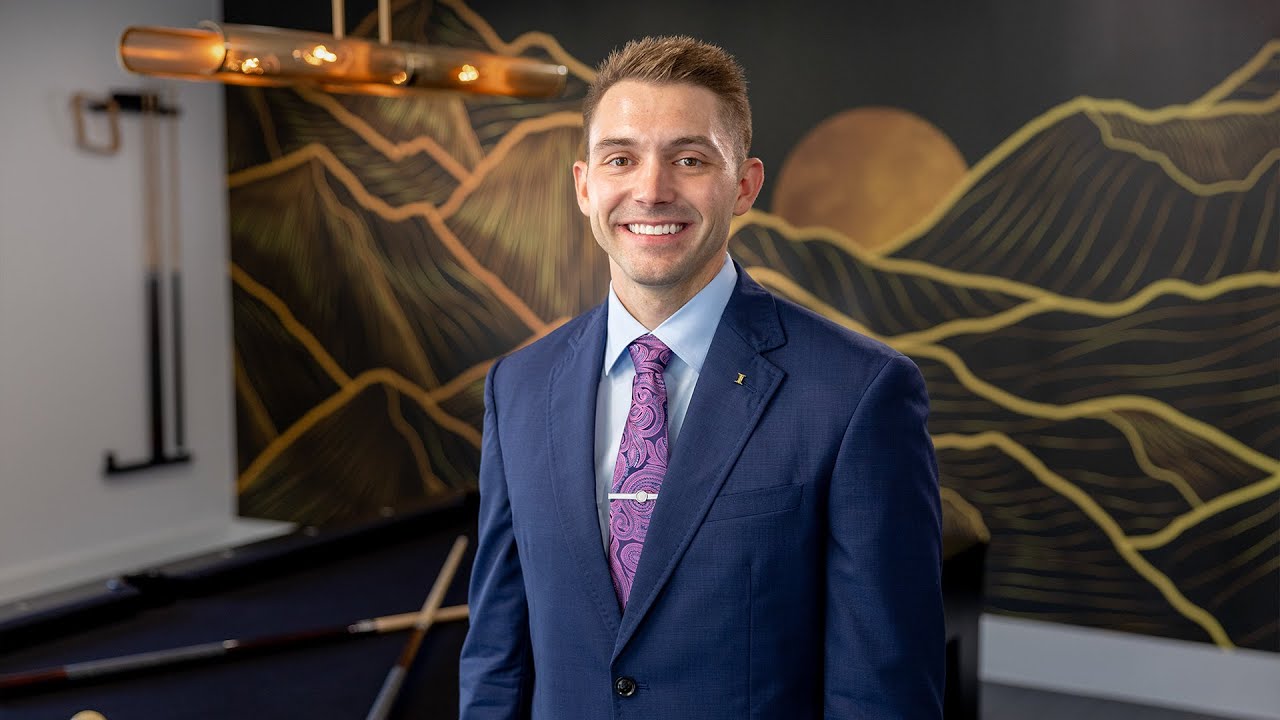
[734,373,747,385]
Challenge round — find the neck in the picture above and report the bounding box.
[611,259,722,331]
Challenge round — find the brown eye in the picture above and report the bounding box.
[676,157,703,167]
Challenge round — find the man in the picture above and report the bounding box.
[460,36,943,719]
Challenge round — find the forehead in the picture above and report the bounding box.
[587,80,731,152]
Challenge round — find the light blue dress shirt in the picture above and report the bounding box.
[593,254,738,550]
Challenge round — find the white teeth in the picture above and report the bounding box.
[626,223,684,236]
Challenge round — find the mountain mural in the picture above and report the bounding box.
[226,0,1279,651]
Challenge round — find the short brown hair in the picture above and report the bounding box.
[582,36,752,163]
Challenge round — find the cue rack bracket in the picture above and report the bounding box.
[71,91,179,155]
[85,89,194,476]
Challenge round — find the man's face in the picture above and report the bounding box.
[573,80,763,304]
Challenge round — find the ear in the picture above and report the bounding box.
[732,157,765,216]
[572,160,591,216]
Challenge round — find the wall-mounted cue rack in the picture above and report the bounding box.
[75,90,193,476]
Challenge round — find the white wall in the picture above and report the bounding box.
[0,0,285,604]
[983,615,1280,719]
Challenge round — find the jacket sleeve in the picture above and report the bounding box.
[825,354,945,719]
[459,358,534,719]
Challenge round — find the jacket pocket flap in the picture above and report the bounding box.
[705,484,803,522]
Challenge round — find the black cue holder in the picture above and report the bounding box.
[88,90,192,477]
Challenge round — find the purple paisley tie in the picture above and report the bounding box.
[608,334,674,608]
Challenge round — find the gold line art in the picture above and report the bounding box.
[384,386,448,494]
[229,143,327,188]
[911,344,1278,475]
[311,161,440,388]
[932,431,1234,648]
[295,87,475,181]
[431,359,493,404]
[237,366,484,494]
[735,209,1280,311]
[1086,107,1280,195]
[440,0,597,82]
[1245,171,1276,270]
[507,32,597,81]
[233,261,558,496]
[1191,40,1280,107]
[746,265,1280,476]
[890,272,1280,348]
[1041,157,1141,287]
[233,347,279,442]
[1013,149,1126,285]
[1207,189,1247,282]
[246,88,283,160]
[226,109,582,225]
[449,97,487,168]
[1078,175,1157,296]
[233,259,517,410]
[1103,411,1203,508]
[1128,473,1280,552]
[866,43,1280,256]
[230,263,352,386]
[1118,187,1175,296]
[1168,497,1278,565]
[437,111,583,218]
[228,142,550,333]
[428,316,569,405]
[964,135,1094,273]
[1185,523,1279,592]
[745,267,875,337]
[1212,554,1280,608]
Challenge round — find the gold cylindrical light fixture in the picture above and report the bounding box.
[119,22,568,98]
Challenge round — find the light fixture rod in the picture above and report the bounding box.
[378,0,391,45]
[118,22,569,98]
[332,0,345,39]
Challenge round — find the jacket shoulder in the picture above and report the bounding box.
[771,293,909,371]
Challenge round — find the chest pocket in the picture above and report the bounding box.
[704,484,803,523]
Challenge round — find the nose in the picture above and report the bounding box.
[632,160,675,205]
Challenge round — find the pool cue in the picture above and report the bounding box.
[0,604,469,696]
[165,85,187,454]
[365,535,469,720]
[143,91,165,464]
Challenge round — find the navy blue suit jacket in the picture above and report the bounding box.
[460,267,944,719]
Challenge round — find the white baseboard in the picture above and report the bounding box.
[0,517,295,605]
[981,614,1280,720]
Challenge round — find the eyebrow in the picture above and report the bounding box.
[668,135,716,151]
[592,137,635,154]
[591,135,720,156]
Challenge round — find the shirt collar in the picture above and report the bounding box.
[603,254,737,377]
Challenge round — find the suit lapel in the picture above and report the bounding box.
[613,268,786,659]
[546,304,622,636]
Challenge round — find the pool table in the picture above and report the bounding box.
[1,495,984,720]
[0,498,477,720]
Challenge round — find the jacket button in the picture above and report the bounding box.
[614,676,637,697]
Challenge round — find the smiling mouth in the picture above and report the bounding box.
[625,223,688,236]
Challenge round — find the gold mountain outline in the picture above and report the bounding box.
[232,261,567,494]
[873,39,1279,256]
[229,111,1272,342]
[934,431,1235,647]
[751,266,1279,473]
